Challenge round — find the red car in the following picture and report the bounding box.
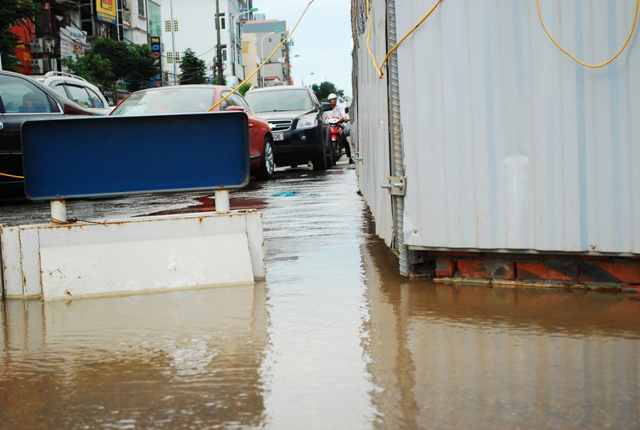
[110,85,275,180]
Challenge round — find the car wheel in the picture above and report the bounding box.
[312,138,328,171]
[256,137,275,180]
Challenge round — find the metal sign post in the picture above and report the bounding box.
[50,200,67,224]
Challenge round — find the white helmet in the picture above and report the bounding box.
[328,93,338,100]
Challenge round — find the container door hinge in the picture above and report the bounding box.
[381,176,406,196]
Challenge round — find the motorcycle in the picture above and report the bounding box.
[325,116,345,164]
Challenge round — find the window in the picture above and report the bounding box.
[215,13,226,30]
[219,91,248,112]
[110,88,218,116]
[66,85,92,109]
[244,89,314,114]
[0,75,54,113]
[165,20,178,32]
[166,52,173,63]
[51,82,67,97]
[87,88,105,108]
[137,0,146,17]
[232,93,250,111]
[221,45,227,62]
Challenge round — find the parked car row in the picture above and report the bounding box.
[0,70,104,195]
[1,71,342,197]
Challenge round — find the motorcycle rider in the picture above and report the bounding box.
[323,93,354,164]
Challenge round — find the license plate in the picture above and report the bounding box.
[273,132,284,141]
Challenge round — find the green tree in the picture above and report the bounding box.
[127,43,157,92]
[0,0,39,72]
[63,39,156,102]
[62,52,115,95]
[179,48,206,84]
[237,82,252,96]
[311,81,344,102]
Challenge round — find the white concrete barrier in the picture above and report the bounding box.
[0,210,264,300]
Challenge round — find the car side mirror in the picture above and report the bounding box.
[345,107,350,114]
[225,106,245,112]
[320,102,332,112]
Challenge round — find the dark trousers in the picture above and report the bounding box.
[342,134,351,158]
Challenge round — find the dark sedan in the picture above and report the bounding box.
[0,70,102,196]
[244,86,332,170]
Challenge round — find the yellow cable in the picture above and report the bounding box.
[366,0,443,79]
[0,173,24,179]
[380,0,442,76]
[208,0,316,112]
[365,0,383,79]
[537,0,639,68]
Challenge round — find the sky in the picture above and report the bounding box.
[253,0,353,98]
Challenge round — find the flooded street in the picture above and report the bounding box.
[1,164,640,429]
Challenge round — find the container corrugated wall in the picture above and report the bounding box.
[353,0,394,247]
[354,0,640,255]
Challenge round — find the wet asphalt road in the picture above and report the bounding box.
[1,161,640,429]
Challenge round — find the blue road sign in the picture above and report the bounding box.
[21,112,250,200]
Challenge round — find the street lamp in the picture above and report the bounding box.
[261,29,282,87]
[169,0,178,85]
[233,7,258,81]
[302,72,314,86]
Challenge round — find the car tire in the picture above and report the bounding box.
[256,137,275,180]
[312,138,328,171]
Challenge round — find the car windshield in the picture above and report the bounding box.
[244,89,314,113]
[111,87,216,116]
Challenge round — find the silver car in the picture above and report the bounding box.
[31,71,113,115]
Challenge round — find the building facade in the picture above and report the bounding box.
[12,1,153,76]
[242,19,290,87]
[119,0,152,45]
[160,0,254,86]
[242,33,260,87]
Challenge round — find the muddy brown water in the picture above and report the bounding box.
[1,164,639,429]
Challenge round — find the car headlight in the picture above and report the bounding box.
[296,116,318,130]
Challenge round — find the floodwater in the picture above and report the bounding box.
[1,164,640,429]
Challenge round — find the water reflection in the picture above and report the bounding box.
[1,167,640,429]
[0,284,269,428]
[360,217,640,429]
[257,168,378,429]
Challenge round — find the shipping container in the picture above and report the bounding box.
[351,0,640,285]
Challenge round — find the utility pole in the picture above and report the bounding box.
[213,0,224,85]
[284,39,292,85]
